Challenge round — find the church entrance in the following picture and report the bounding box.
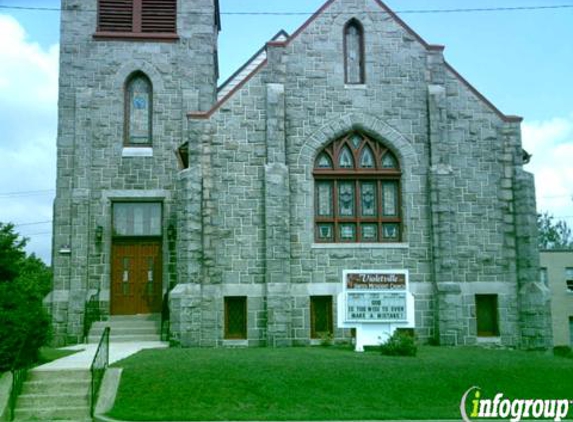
[110,202,164,316]
[111,241,162,315]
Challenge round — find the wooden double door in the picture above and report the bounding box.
[111,241,162,315]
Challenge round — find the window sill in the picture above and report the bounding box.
[311,243,409,249]
[93,32,179,42]
[476,336,501,344]
[222,339,248,347]
[122,147,153,157]
[344,84,367,89]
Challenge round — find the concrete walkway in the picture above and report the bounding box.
[35,341,168,371]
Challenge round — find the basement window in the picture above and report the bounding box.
[95,0,178,41]
[475,294,499,337]
[224,297,247,340]
[310,296,333,339]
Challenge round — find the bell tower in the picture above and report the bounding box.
[49,0,220,345]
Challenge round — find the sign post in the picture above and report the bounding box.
[338,270,415,351]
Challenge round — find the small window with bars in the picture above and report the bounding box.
[96,0,177,38]
[224,297,247,340]
[566,268,573,292]
[539,267,548,286]
[310,296,333,339]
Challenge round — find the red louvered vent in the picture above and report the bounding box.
[98,0,134,32]
[141,0,177,33]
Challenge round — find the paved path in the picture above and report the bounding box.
[35,341,168,371]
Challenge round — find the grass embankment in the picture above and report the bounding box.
[109,346,573,421]
[36,347,79,365]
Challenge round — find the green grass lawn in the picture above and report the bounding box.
[108,346,573,421]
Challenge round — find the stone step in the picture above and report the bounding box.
[27,369,90,383]
[90,323,159,334]
[14,406,90,420]
[109,313,160,321]
[88,333,161,343]
[21,379,90,395]
[16,392,89,409]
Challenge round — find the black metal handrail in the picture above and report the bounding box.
[83,289,101,342]
[9,334,31,421]
[160,290,170,342]
[90,326,110,417]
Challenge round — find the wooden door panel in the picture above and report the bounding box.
[111,241,162,315]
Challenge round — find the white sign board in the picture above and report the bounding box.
[338,269,415,351]
[346,291,407,322]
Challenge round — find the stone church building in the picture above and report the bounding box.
[47,0,552,348]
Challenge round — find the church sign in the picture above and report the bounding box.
[344,271,408,323]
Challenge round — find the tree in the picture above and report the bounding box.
[0,223,52,371]
[537,212,573,250]
[0,223,26,282]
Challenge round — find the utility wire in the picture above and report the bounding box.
[21,232,52,237]
[1,4,573,15]
[14,220,52,227]
[0,189,55,198]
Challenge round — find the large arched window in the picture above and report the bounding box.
[344,19,365,84]
[313,132,401,243]
[125,72,152,146]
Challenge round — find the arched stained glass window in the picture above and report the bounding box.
[344,19,365,84]
[125,72,152,146]
[359,146,375,168]
[313,132,401,243]
[315,152,333,169]
[339,146,354,168]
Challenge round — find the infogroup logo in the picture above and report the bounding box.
[460,387,572,422]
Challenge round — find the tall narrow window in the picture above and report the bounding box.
[125,73,152,146]
[314,132,402,243]
[344,20,365,84]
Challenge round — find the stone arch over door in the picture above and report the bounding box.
[294,113,419,246]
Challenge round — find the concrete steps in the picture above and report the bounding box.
[88,313,161,343]
[13,369,91,421]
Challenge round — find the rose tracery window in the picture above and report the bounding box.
[313,132,402,243]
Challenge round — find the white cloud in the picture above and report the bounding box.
[0,14,59,264]
[522,113,573,227]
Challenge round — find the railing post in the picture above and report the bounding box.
[9,334,31,421]
[90,326,110,417]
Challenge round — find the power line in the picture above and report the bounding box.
[0,4,572,15]
[22,232,52,237]
[14,220,52,227]
[0,189,55,198]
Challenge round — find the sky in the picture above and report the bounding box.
[0,0,572,264]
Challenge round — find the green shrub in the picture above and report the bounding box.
[553,346,573,358]
[0,282,51,371]
[0,223,52,372]
[380,329,417,357]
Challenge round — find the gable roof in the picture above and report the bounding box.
[217,30,289,101]
[190,0,522,123]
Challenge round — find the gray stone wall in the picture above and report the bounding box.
[176,0,548,347]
